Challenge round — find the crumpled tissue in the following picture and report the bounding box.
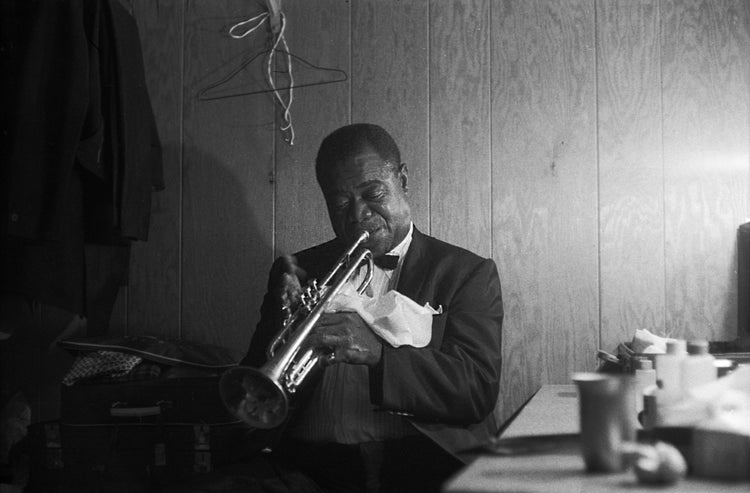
[324,284,440,348]
[631,328,676,354]
[642,365,750,479]
[652,365,750,431]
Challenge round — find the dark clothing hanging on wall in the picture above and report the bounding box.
[0,0,163,319]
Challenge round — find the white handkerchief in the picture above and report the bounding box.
[325,284,438,347]
[631,328,675,354]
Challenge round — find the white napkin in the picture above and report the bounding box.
[653,365,750,431]
[631,328,676,354]
[691,365,750,434]
[324,284,439,348]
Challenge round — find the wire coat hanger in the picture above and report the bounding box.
[196,49,348,101]
[196,1,348,145]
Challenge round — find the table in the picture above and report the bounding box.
[442,384,749,492]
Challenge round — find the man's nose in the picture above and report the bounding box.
[350,199,372,223]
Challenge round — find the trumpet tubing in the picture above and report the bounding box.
[219,231,373,429]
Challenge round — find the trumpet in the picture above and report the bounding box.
[219,231,374,429]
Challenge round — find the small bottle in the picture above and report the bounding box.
[634,358,657,415]
[641,384,659,429]
[655,339,687,402]
[681,339,716,393]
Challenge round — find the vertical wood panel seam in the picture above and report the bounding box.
[747,0,750,219]
[271,13,277,261]
[747,0,750,221]
[124,287,129,334]
[178,0,186,338]
[272,0,281,259]
[489,0,493,259]
[427,0,431,234]
[658,0,667,334]
[594,0,602,350]
[347,0,357,124]
[35,302,42,420]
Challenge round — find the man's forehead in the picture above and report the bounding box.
[330,152,393,178]
[352,152,384,166]
[322,161,395,194]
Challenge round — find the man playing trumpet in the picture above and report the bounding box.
[241,123,504,492]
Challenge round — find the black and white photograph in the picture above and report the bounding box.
[1,0,750,491]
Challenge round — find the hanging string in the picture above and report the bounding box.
[267,13,294,145]
[228,12,269,38]
[229,11,295,145]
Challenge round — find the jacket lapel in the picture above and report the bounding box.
[396,226,430,301]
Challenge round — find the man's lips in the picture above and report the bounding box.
[351,224,382,237]
[347,226,387,250]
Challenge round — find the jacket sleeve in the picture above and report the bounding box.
[370,258,504,424]
[241,257,287,367]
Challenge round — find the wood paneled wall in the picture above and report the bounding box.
[122,0,750,424]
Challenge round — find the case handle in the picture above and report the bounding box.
[109,400,172,418]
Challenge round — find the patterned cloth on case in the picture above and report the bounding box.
[62,350,143,386]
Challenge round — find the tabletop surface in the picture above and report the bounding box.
[442,384,749,492]
[499,384,579,438]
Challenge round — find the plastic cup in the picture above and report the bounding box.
[572,372,637,472]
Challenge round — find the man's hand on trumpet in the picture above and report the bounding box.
[273,255,307,313]
[308,312,383,367]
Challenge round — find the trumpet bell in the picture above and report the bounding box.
[219,366,288,429]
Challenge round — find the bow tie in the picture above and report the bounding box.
[374,254,399,270]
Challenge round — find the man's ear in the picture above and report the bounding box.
[398,163,409,193]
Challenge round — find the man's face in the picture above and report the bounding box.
[319,148,411,257]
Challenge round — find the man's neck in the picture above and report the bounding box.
[387,222,414,256]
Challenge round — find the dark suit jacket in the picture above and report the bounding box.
[243,227,504,460]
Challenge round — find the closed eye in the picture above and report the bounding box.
[363,187,388,202]
[365,193,386,202]
[330,197,349,211]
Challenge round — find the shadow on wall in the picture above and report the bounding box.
[180,145,273,362]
